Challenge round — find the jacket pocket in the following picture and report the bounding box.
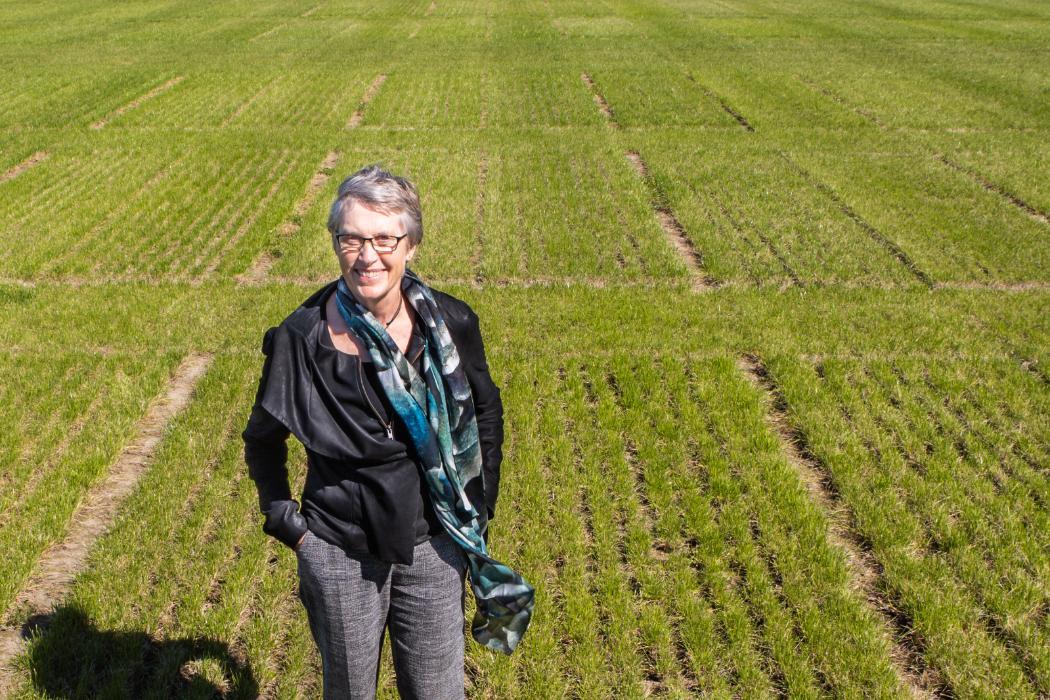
[262,499,308,550]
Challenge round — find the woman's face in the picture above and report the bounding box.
[334,201,417,312]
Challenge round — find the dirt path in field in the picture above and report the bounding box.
[238,150,341,284]
[0,151,48,184]
[737,354,942,699]
[90,76,185,130]
[937,155,1050,228]
[0,352,213,696]
[625,151,715,290]
[346,73,387,129]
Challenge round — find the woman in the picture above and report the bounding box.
[243,165,533,699]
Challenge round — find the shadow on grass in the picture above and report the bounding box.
[20,603,258,699]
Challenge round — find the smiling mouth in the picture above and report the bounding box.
[354,268,385,281]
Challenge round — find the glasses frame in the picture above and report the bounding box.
[334,231,410,255]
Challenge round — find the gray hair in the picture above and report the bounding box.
[326,164,423,246]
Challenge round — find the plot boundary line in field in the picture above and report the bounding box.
[89,76,185,130]
[238,150,342,284]
[798,77,886,128]
[1,151,49,184]
[683,73,754,132]
[346,73,387,129]
[625,150,716,290]
[580,73,619,128]
[736,353,940,700]
[780,153,934,288]
[936,155,1050,228]
[0,352,213,695]
[7,272,1050,294]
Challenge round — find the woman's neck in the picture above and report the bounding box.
[355,288,402,325]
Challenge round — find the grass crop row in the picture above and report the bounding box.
[766,354,1047,697]
[0,351,179,618]
[11,354,311,698]
[633,132,921,287]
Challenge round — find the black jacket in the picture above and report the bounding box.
[242,279,504,564]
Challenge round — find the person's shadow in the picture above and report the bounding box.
[19,603,258,699]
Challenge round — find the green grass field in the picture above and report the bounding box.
[1,0,1048,697]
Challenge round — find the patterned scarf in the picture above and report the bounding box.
[334,270,534,654]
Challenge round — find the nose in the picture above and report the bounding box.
[357,239,380,264]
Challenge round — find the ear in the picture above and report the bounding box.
[406,243,417,262]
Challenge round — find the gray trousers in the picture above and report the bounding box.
[295,530,468,700]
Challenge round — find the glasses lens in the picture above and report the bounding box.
[337,235,360,253]
[336,234,402,254]
[373,235,399,252]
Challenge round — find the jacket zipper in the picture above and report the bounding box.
[357,358,393,439]
[356,343,425,441]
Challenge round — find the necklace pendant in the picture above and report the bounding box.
[385,423,393,439]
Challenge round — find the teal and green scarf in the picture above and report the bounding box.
[334,270,534,654]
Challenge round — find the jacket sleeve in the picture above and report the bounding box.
[458,311,504,521]
[242,326,308,550]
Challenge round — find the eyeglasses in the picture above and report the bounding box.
[334,232,408,255]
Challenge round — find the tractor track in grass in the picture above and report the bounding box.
[737,353,941,700]
[90,76,185,130]
[625,150,716,290]
[346,73,387,129]
[799,77,886,128]
[779,153,934,288]
[250,23,286,42]
[471,154,488,287]
[580,73,618,129]
[238,150,341,284]
[709,189,801,288]
[193,151,299,279]
[0,151,48,184]
[0,352,212,696]
[937,155,1050,228]
[221,78,276,128]
[683,73,754,132]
